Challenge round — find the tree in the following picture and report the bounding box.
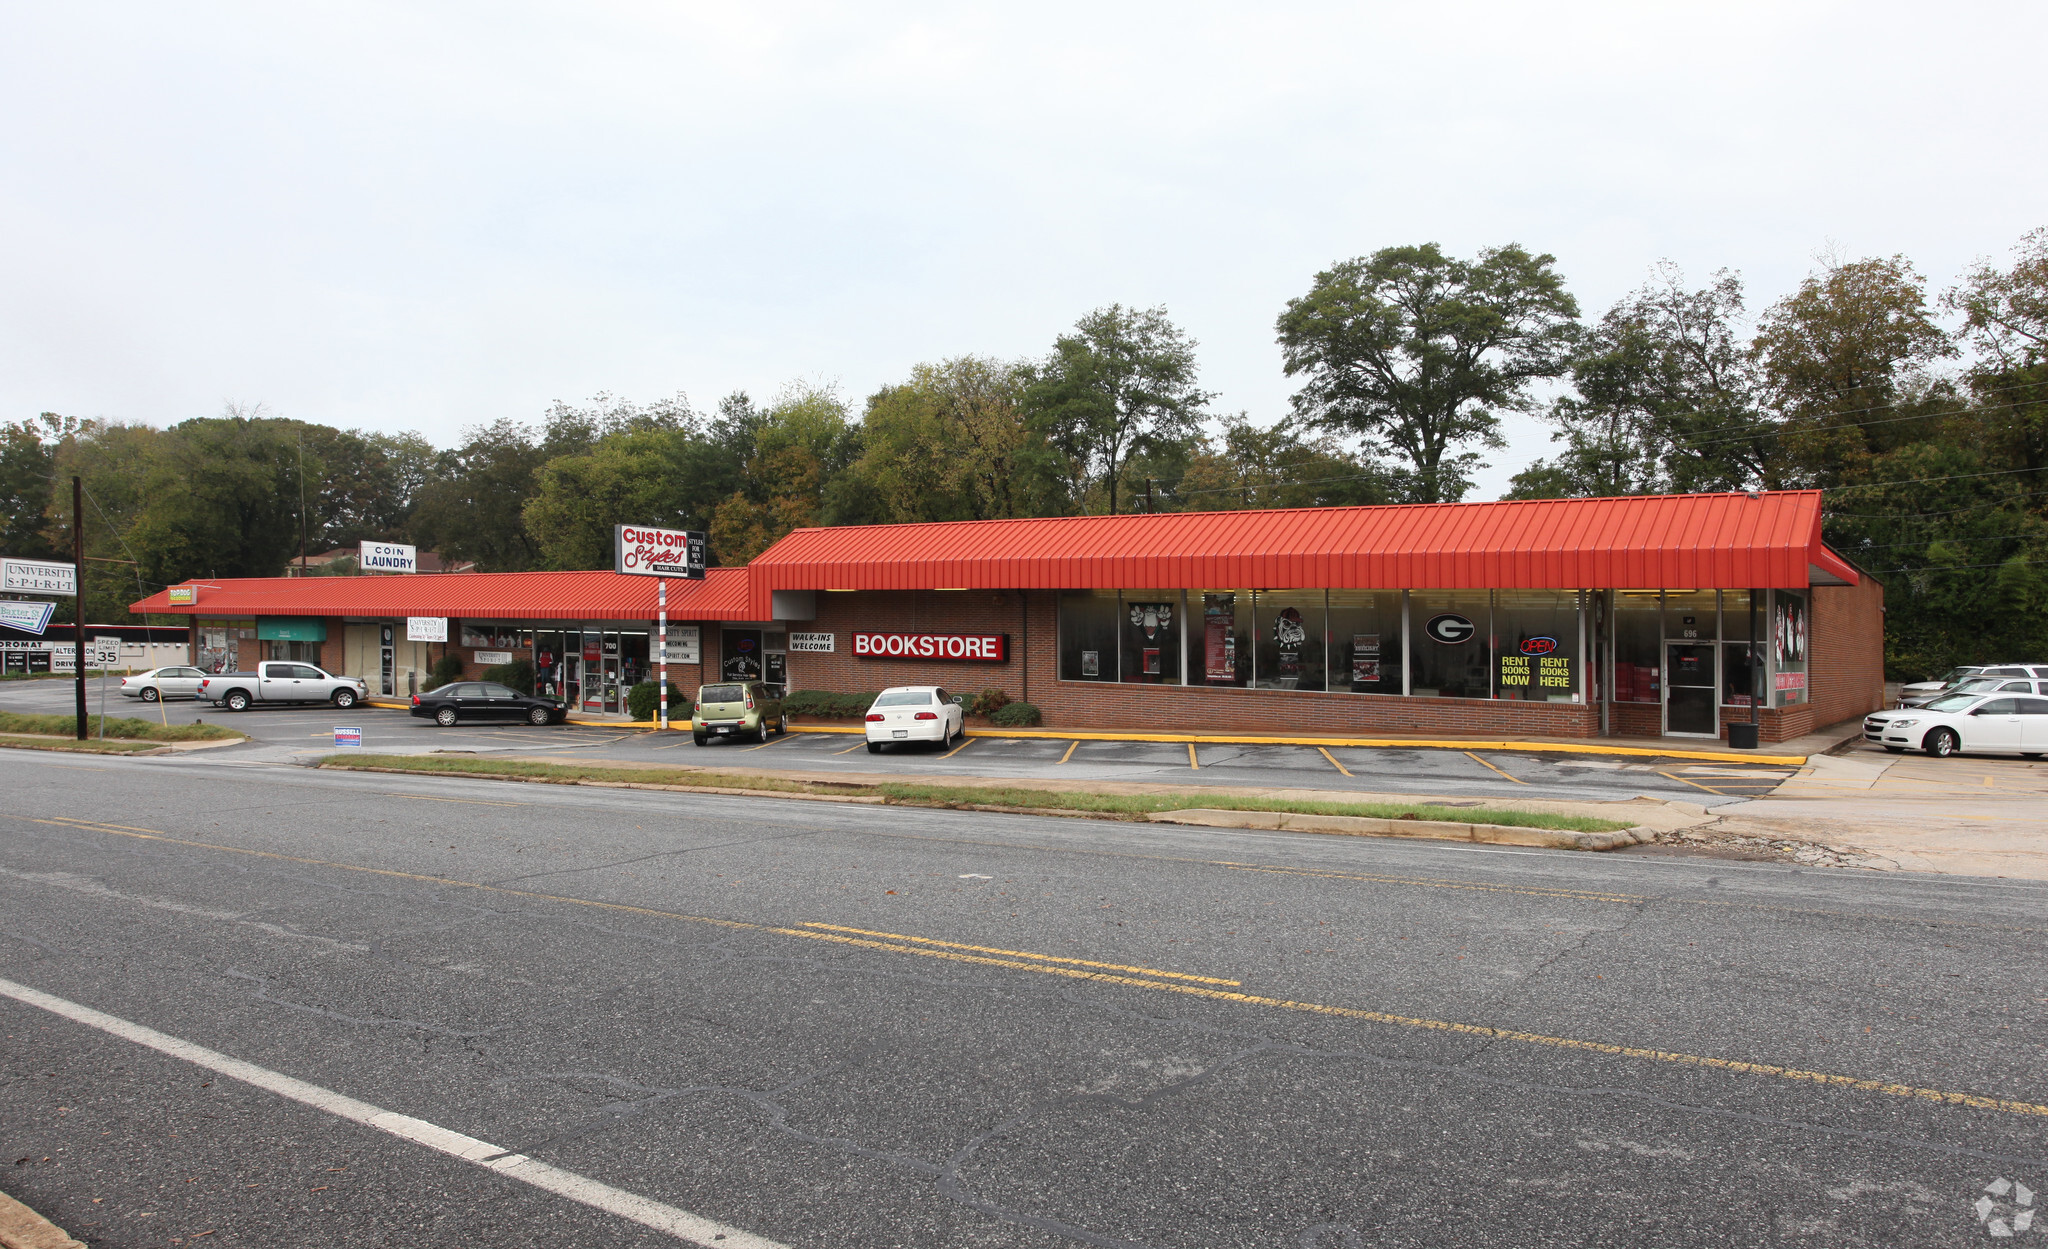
[709,383,852,564]
[407,419,549,571]
[1275,243,1580,503]
[1175,415,1390,510]
[1510,266,1764,498]
[853,356,1043,523]
[1946,229,2048,497]
[524,429,704,569]
[0,414,71,562]
[1022,305,1211,515]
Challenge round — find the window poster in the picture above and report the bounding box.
[1081,650,1100,677]
[1271,607,1306,684]
[1353,657,1380,684]
[1204,595,1236,682]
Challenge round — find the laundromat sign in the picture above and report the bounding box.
[851,631,1008,662]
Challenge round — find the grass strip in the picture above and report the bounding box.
[0,734,170,754]
[322,754,1631,833]
[0,710,245,742]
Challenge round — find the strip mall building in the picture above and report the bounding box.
[131,491,1884,743]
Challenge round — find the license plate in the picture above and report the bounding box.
[892,730,908,738]
[715,728,730,735]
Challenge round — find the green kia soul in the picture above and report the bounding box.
[692,681,787,746]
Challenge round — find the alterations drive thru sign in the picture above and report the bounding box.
[615,526,706,579]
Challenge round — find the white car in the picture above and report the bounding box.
[1864,691,2048,758]
[863,686,966,753]
[1897,665,2046,707]
[118,666,209,702]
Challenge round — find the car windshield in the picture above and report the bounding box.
[1937,668,1977,684]
[699,685,745,703]
[872,690,933,707]
[1922,694,1983,713]
[1950,678,2001,693]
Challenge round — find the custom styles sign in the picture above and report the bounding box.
[851,631,1008,662]
[1,558,76,597]
[615,525,706,579]
[359,541,418,573]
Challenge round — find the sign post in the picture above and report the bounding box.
[73,478,85,740]
[615,526,705,731]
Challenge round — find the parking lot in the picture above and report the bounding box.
[10,677,1817,805]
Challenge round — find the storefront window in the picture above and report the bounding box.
[1663,591,1718,643]
[1118,592,1183,685]
[1196,592,1252,687]
[1059,591,1120,682]
[1772,589,1809,707]
[1253,591,1325,690]
[1326,591,1402,694]
[1407,590,1490,698]
[1721,591,1760,707]
[722,628,763,683]
[1611,591,1661,704]
[1492,590,1581,702]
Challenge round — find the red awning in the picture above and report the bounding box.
[745,491,1858,614]
[129,567,755,622]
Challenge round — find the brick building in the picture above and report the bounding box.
[132,491,1884,743]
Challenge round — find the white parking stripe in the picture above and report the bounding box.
[0,976,790,1249]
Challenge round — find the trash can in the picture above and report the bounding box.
[1727,722,1759,750]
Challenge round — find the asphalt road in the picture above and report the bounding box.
[4,748,2047,1246]
[8,679,1799,806]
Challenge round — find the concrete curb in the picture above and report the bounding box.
[0,1189,85,1249]
[1146,808,1655,851]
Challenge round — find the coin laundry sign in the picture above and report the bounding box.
[852,631,1008,662]
[615,525,706,579]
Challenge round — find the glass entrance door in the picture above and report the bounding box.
[1665,642,1718,736]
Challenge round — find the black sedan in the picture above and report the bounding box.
[410,681,567,726]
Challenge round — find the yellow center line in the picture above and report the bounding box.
[20,812,2048,1120]
[1188,742,1200,770]
[1464,751,1530,785]
[798,923,1239,984]
[1058,740,1080,764]
[382,793,527,808]
[939,737,977,761]
[1317,747,1353,777]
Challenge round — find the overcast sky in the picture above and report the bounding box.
[5,1,2042,498]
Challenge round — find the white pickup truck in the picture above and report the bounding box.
[198,662,368,711]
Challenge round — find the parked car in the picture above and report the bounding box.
[198,662,368,711]
[410,681,566,726]
[1897,666,2048,707]
[863,686,966,753]
[1864,691,2048,757]
[691,681,786,745]
[118,666,210,702]
[1897,666,1985,703]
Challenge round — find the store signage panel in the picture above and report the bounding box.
[659,626,701,664]
[2,558,76,596]
[615,525,706,579]
[359,541,418,573]
[406,617,448,643]
[851,631,1008,662]
[0,601,55,635]
[788,632,834,653]
[167,585,197,605]
[473,650,514,665]
[1499,653,1574,692]
[1774,671,1807,691]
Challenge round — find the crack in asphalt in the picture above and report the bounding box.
[481,828,829,887]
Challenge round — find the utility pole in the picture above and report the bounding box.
[73,476,86,740]
[297,433,309,575]
[1145,478,1154,513]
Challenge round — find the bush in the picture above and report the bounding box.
[988,701,1042,727]
[627,680,687,722]
[423,653,465,691]
[483,657,535,696]
[781,689,880,718]
[967,687,1011,717]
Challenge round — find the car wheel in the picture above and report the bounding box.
[140,686,159,702]
[1925,727,1959,757]
[756,722,771,744]
[528,706,550,725]
[866,741,882,754]
[225,691,250,712]
[435,707,459,727]
[693,733,709,747]
[776,713,788,735]
[332,689,357,709]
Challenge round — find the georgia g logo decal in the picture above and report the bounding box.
[1424,613,1476,645]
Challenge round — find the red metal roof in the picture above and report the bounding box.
[129,567,755,621]
[745,491,1858,614]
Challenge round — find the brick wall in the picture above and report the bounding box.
[1808,577,1886,729]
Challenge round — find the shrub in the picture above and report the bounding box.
[423,653,465,691]
[483,657,535,696]
[967,687,1011,717]
[627,680,687,722]
[988,701,1042,727]
[782,689,879,718]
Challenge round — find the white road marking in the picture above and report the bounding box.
[0,977,790,1248]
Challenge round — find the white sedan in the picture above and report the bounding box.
[1863,692,2048,758]
[118,666,210,702]
[863,686,966,753]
